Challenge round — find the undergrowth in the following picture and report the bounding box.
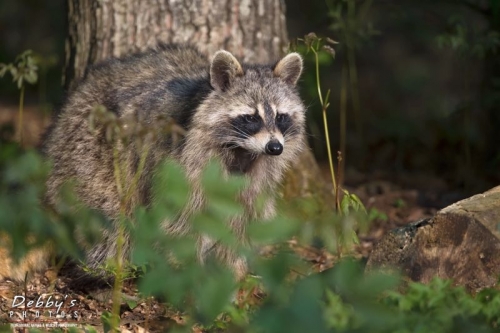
[1,137,500,333]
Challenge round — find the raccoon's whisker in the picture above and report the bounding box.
[224,143,241,150]
[230,123,252,136]
[228,125,251,139]
[216,135,246,150]
[283,126,300,139]
[303,131,318,140]
[228,132,250,140]
[216,126,250,140]
[216,134,247,144]
[283,125,296,136]
[282,126,293,137]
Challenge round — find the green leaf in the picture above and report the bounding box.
[24,70,38,84]
[347,228,359,245]
[9,66,18,79]
[195,269,235,324]
[249,215,300,244]
[126,299,138,310]
[101,311,114,333]
[0,64,10,77]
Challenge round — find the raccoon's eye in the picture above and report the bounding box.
[276,113,287,123]
[244,114,259,123]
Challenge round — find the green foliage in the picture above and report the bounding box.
[340,189,366,216]
[0,50,38,89]
[102,163,500,333]
[1,137,500,333]
[292,34,338,206]
[293,33,371,254]
[0,50,40,143]
[0,139,107,262]
[327,0,379,51]
[432,2,500,178]
[131,160,239,321]
[393,198,407,209]
[367,207,389,222]
[327,0,378,161]
[436,15,500,59]
[382,278,500,333]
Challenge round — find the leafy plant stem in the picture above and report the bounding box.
[125,146,150,207]
[18,85,25,145]
[110,139,150,330]
[113,146,124,199]
[111,145,126,331]
[311,46,339,211]
[111,218,125,332]
[336,151,343,218]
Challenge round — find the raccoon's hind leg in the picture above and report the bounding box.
[198,235,248,281]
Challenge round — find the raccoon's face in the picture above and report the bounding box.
[198,50,305,160]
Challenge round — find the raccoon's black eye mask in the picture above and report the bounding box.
[231,114,263,137]
[276,114,287,123]
[276,113,293,134]
[243,114,259,123]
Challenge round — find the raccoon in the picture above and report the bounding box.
[0,44,306,282]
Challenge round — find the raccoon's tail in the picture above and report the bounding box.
[0,237,51,281]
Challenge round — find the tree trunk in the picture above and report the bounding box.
[64,0,331,203]
[64,0,288,89]
[366,186,500,292]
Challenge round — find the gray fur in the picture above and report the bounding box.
[43,44,306,280]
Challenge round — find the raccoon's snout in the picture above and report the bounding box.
[265,141,283,156]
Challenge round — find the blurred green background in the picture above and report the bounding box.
[1,0,499,193]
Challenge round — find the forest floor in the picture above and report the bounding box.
[0,105,469,332]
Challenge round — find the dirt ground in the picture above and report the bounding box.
[0,104,466,332]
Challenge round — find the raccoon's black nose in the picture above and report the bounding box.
[265,141,283,155]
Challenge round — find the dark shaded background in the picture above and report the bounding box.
[1,0,499,195]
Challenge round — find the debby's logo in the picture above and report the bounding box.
[7,294,80,327]
[10,295,79,317]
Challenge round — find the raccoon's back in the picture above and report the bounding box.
[76,44,212,119]
[42,45,213,217]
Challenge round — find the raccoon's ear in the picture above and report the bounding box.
[210,50,244,91]
[273,53,303,85]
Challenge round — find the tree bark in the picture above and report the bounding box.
[64,0,288,89]
[366,186,500,292]
[64,0,331,203]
